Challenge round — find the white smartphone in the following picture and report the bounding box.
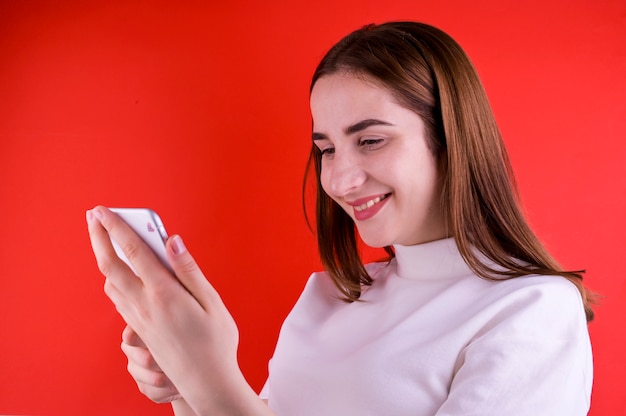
[108,207,173,274]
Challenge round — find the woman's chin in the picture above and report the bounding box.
[358,232,393,249]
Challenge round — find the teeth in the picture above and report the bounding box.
[354,196,383,212]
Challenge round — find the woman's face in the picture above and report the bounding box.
[310,73,447,247]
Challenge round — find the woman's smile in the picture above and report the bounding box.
[348,193,391,220]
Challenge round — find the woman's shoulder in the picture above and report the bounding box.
[485,273,583,307]
[472,273,588,337]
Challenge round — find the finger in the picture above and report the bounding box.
[90,206,169,286]
[126,360,181,403]
[105,278,164,341]
[136,382,181,404]
[121,340,162,372]
[122,325,147,348]
[166,235,221,311]
[86,208,136,286]
[123,343,181,403]
[102,276,141,325]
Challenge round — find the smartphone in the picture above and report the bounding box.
[108,207,173,274]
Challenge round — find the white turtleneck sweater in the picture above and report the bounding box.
[260,238,592,415]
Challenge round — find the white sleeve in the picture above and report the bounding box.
[435,278,593,416]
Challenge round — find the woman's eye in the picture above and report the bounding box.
[320,147,335,157]
[359,137,385,149]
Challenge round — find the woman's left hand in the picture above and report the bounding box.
[121,325,182,403]
[86,206,255,415]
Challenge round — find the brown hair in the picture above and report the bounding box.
[304,21,595,321]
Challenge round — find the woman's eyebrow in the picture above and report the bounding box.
[344,119,394,135]
[312,119,394,141]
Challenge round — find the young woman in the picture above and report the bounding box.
[87,21,594,415]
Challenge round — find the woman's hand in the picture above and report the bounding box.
[86,206,271,415]
[122,326,198,415]
[121,325,181,403]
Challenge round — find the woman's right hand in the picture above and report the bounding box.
[87,206,273,415]
[121,325,182,404]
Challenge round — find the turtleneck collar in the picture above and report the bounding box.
[393,237,473,280]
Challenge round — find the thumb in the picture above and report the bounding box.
[166,235,219,311]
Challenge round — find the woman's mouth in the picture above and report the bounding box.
[354,194,389,211]
[350,193,391,220]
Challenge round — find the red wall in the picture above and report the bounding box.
[1,1,624,414]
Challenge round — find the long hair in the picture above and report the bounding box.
[305,22,594,321]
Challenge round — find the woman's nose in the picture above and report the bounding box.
[324,152,367,197]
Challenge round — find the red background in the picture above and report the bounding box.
[1,0,624,414]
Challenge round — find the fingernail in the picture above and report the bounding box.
[171,235,186,255]
[93,209,104,221]
[86,210,93,222]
